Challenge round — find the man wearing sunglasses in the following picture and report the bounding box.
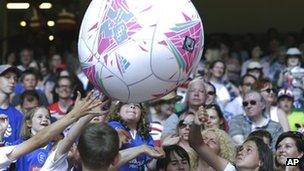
[228,91,283,149]
[225,74,257,120]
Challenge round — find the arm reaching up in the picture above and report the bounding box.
[54,98,110,160]
[0,91,104,168]
[189,106,229,171]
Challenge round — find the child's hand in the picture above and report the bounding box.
[70,91,104,119]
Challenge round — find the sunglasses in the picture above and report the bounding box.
[207,91,215,96]
[261,88,276,94]
[178,120,193,128]
[242,100,257,107]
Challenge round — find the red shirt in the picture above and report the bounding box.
[48,102,69,120]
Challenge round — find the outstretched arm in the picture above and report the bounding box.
[109,145,164,171]
[5,91,103,162]
[189,106,229,171]
[54,98,110,160]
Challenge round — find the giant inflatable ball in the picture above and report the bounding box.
[78,0,204,103]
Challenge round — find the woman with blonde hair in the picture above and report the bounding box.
[198,128,235,171]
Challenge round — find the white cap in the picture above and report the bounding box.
[286,47,302,56]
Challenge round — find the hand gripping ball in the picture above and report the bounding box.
[78,0,204,103]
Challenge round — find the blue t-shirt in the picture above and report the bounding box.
[0,105,23,146]
[14,139,53,171]
[108,121,155,171]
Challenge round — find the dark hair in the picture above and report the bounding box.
[209,60,226,76]
[205,81,216,94]
[248,130,272,146]
[241,74,257,85]
[77,123,119,170]
[205,104,228,131]
[55,76,74,89]
[243,137,274,171]
[252,78,273,91]
[20,90,40,106]
[108,102,150,139]
[21,69,38,82]
[275,131,304,169]
[156,145,190,170]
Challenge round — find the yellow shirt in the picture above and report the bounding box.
[288,110,304,131]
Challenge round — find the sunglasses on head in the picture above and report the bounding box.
[261,88,276,94]
[178,120,193,128]
[207,91,215,96]
[242,100,257,107]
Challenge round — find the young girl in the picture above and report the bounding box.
[15,106,53,171]
[108,102,155,171]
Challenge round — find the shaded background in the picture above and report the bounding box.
[1,0,304,62]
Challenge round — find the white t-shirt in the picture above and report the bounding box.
[40,148,69,171]
[0,146,16,170]
[223,162,237,171]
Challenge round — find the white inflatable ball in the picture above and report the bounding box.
[78,0,204,103]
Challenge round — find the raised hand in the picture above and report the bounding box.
[161,134,180,147]
[194,106,208,125]
[69,91,104,119]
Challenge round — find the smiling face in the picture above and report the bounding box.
[56,78,73,99]
[29,107,51,135]
[211,61,225,79]
[235,140,261,170]
[119,103,142,124]
[276,137,304,166]
[260,83,276,104]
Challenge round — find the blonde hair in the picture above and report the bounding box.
[21,106,49,140]
[201,128,235,162]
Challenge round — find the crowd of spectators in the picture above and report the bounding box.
[0,29,304,171]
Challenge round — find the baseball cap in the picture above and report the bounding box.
[247,61,262,70]
[0,64,20,76]
[277,88,294,100]
[286,47,302,56]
